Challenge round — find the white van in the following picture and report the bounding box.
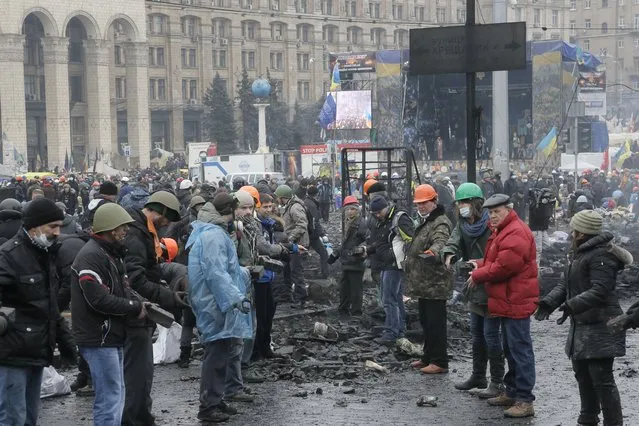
[225,172,285,185]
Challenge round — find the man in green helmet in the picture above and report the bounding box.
[122,190,188,425]
[71,203,149,425]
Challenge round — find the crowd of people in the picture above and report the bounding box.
[0,166,638,425]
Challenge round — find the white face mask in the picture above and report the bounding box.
[33,232,54,248]
[459,207,472,218]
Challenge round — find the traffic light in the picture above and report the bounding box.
[577,121,592,152]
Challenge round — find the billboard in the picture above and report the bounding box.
[577,70,606,116]
[329,52,376,73]
[187,142,217,169]
[335,91,372,129]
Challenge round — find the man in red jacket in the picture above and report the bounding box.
[467,193,539,419]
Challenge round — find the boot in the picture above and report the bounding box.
[503,401,535,418]
[486,393,516,407]
[177,346,191,368]
[454,342,488,390]
[476,353,505,398]
[69,372,88,392]
[475,381,505,399]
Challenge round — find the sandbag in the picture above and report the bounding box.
[153,322,182,365]
[40,366,71,399]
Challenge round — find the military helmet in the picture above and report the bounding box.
[93,203,134,233]
[274,184,293,199]
[144,190,181,222]
[0,198,22,212]
[455,182,484,201]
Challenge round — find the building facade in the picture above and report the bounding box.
[0,0,571,172]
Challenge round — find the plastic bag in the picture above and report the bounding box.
[40,366,71,399]
[153,322,182,365]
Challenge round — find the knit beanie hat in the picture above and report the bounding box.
[99,181,119,196]
[370,196,389,213]
[367,182,386,195]
[23,198,65,230]
[570,210,603,235]
[213,193,237,215]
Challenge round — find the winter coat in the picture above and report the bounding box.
[56,232,90,311]
[282,196,310,247]
[80,197,110,230]
[366,206,415,271]
[71,237,142,347]
[124,208,177,327]
[337,217,368,271]
[186,221,252,343]
[472,210,539,319]
[542,232,631,360]
[0,210,22,244]
[442,216,492,306]
[0,231,72,367]
[176,189,192,214]
[304,197,324,240]
[58,189,77,214]
[61,214,81,235]
[117,183,133,202]
[404,205,453,300]
[119,186,150,211]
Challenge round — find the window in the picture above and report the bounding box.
[457,8,466,23]
[570,20,576,35]
[570,0,576,9]
[369,2,380,18]
[585,0,591,7]
[184,121,200,143]
[242,50,256,69]
[297,81,310,100]
[551,10,558,26]
[635,14,639,29]
[149,79,156,100]
[602,23,608,33]
[345,1,357,16]
[534,9,541,26]
[148,15,167,35]
[182,79,188,100]
[24,75,37,100]
[583,39,590,50]
[394,29,408,46]
[415,6,425,21]
[515,7,523,21]
[242,21,257,40]
[115,77,126,99]
[323,25,337,42]
[212,49,227,67]
[70,76,83,102]
[114,45,124,65]
[602,0,608,6]
[347,27,361,44]
[322,53,329,71]
[241,0,253,8]
[181,17,197,36]
[212,19,229,37]
[585,19,592,29]
[297,24,312,42]
[619,39,625,48]
[297,0,308,13]
[190,80,197,100]
[271,0,280,10]
[157,79,166,100]
[156,47,165,65]
[180,48,196,67]
[392,3,403,19]
[436,8,446,23]
[321,0,334,14]
[371,28,385,46]
[619,16,625,28]
[297,53,310,71]
[189,49,196,67]
[271,52,284,70]
[272,23,285,40]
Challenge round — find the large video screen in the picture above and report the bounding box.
[335,91,372,130]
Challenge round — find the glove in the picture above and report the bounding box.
[281,242,299,253]
[327,253,338,265]
[607,314,631,334]
[534,300,552,321]
[235,299,251,314]
[558,303,572,315]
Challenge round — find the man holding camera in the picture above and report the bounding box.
[0,198,67,425]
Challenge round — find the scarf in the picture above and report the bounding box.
[461,209,489,238]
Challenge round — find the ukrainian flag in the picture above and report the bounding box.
[330,62,341,91]
[614,139,632,168]
[536,127,558,157]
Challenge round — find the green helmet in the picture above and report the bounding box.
[455,182,484,201]
[274,184,293,199]
[144,191,181,221]
[92,203,134,233]
[188,195,206,210]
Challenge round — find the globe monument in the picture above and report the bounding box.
[252,78,271,154]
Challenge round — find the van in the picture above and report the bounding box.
[225,172,285,185]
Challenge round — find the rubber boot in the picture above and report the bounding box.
[476,353,505,399]
[70,371,88,392]
[454,342,488,390]
[177,345,191,368]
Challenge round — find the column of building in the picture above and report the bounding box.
[0,34,28,172]
[42,36,71,171]
[125,42,151,169]
[169,31,184,152]
[85,39,113,169]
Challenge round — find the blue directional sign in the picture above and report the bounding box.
[409,22,527,75]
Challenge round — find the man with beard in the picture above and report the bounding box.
[71,203,149,425]
[0,198,69,425]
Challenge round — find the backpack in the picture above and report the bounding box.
[389,209,413,270]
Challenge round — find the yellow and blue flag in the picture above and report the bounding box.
[318,93,337,129]
[536,127,558,157]
[613,139,632,168]
[330,62,341,91]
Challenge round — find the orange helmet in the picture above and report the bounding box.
[160,238,179,263]
[413,184,437,203]
[363,179,377,195]
[342,195,359,206]
[239,185,261,208]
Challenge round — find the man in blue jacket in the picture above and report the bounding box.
[187,193,253,423]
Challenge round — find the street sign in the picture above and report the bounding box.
[409,22,527,75]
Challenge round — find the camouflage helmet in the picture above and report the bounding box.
[144,190,181,221]
[92,203,134,233]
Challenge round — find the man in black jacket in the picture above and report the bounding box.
[123,190,187,426]
[0,198,23,244]
[0,198,69,425]
[72,203,148,425]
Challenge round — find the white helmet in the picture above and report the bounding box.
[381,171,388,178]
[179,179,193,190]
[391,172,399,178]
[576,195,588,203]
[121,176,130,182]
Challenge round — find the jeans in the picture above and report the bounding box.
[80,347,125,426]
[572,358,623,426]
[533,230,548,267]
[225,339,245,397]
[199,338,242,417]
[338,270,364,315]
[179,307,197,348]
[380,269,406,339]
[289,253,307,302]
[418,299,448,368]
[501,317,536,403]
[310,238,329,278]
[123,327,155,426]
[319,202,330,222]
[0,365,43,426]
[470,313,504,382]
